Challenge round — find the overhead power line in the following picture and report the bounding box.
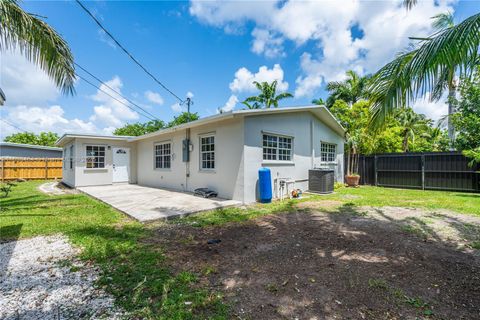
[75,0,184,103]
[75,73,158,121]
[1,119,27,133]
[74,62,160,121]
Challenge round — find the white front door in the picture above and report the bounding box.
[112,147,130,183]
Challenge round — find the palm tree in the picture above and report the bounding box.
[368,10,480,142]
[326,70,369,107]
[396,107,429,152]
[243,80,293,109]
[0,0,75,95]
[311,97,326,106]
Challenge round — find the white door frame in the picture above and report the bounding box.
[112,147,130,183]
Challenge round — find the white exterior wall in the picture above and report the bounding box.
[136,118,244,201]
[61,142,75,187]
[243,111,344,203]
[62,138,136,187]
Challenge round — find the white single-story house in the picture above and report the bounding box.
[56,106,345,203]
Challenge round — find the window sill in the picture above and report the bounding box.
[154,168,172,172]
[262,160,295,166]
[199,169,216,174]
[83,168,107,171]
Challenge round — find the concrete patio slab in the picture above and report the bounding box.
[78,184,241,222]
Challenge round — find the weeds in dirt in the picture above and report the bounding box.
[368,278,388,289]
[202,265,217,276]
[265,283,279,293]
[368,279,433,317]
[470,241,480,249]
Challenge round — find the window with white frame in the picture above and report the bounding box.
[86,145,105,168]
[320,142,337,162]
[154,142,171,169]
[262,134,293,161]
[69,145,74,169]
[200,135,215,170]
[63,148,67,168]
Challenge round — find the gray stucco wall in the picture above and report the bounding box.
[136,117,244,201]
[0,145,62,158]
[242,111,344,203]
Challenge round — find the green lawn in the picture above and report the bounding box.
[1,181,479,319]
[176,185,480,227]
[319,185,480,216]
[0,181,228,319]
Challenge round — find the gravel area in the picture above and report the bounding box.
[38,182,78,195]
[0,235,123,320]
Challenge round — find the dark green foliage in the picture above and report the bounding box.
[167,112,200,128]
[451,69,480,151]
[4,131,59,147]
[113,120,166,136]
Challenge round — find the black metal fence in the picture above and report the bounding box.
[350,152,480,193]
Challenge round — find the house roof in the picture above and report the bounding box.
[55,133,133,147]
[132,105,345,141]
[56,105,344,147]
[0,142,62,151]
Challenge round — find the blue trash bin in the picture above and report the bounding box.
[258,167,272,203]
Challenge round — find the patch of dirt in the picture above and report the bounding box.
[151,207,480,319]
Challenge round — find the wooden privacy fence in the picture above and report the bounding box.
[350,152,480,193]
[0,158,62,181]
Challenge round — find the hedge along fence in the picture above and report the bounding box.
[351,152,480,193]
[0,158,62,181]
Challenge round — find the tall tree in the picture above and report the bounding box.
[113,120,165,136]
[243,80,293,109]
[0,0,75,95]
[368,11,480,138]
[167,112,199,128]
[450,67,480,152]
[325,70,370,107]
[395,107,430,152]
[4,131,59,146]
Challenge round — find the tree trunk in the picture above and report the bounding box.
[402,132,409,153]
[447,83,456,150]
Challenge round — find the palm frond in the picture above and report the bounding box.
[432,11,455,31]
[275,92,293,101]
[368,13,480,128]
[403,0,417,10]
[0,0,75,94]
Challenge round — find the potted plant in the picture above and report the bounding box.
[345,135,361,187]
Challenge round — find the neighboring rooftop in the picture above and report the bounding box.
[0,142,62,151]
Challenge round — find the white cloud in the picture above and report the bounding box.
[1,105,97,139]
[220,94,238,112]
[412,92,448,122]
[89,76,139,127]
[229,64,288,93]
[144,90,164,105]
[187,91,194,99]
[190,0,456,97]
[171,102,183,113]
[0,50,59,106]
[251,28,284,58]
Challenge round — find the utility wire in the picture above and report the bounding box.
[75,73,158,121]
[75,0,184,102]
[74,62,160,120]
[1,118,27,133]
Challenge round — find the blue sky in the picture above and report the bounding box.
[1,0,479,138]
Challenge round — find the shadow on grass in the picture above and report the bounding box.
[151,203,480,319]
[68,224,228,319]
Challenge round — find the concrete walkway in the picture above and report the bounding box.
[78,184,241,222]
